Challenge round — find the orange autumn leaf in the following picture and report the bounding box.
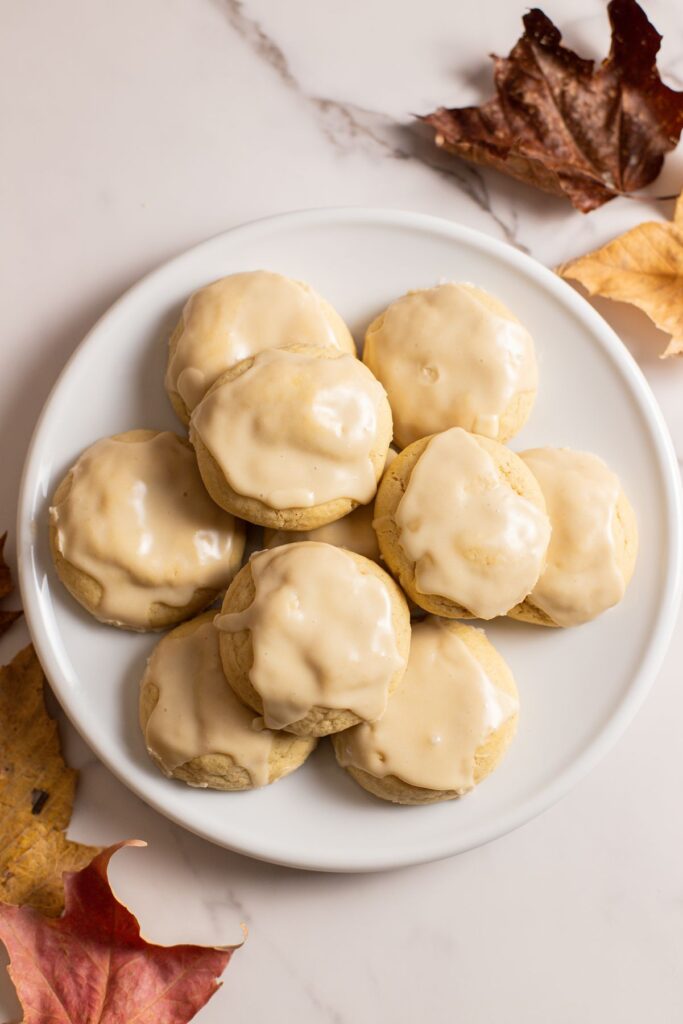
[0,645,99,915]
[558,191,683,357]
[0,841,241,1024]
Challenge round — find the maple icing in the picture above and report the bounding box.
[191,347,388,509]
[215,542,406,729]
[336,616,518,793]
[50,433,244,628]
[521,448,628,626]
[363,282,537,447]
[143,617,273,785]
[395,428,550,619]
[166,270,355,413]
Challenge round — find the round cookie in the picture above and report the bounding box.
[332,617,519,805]
[49,430,246,631]
[508,448,638,627]
[165,270,357,424]
[140,613,316,790]
[374,427,550,620]
[216,543,411,737]
[190,344,393,531]
[363,282,537,448]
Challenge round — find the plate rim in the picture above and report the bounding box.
[17,205,683,872]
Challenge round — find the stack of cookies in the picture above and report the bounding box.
[49,270,638,805]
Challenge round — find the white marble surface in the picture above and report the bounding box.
[2,1,683,1020]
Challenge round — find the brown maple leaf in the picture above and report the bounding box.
[0,841,240,1024]
[558,189,683,356]
[421,0,683,212]
[0,532,21,638]
[0,645,99,915]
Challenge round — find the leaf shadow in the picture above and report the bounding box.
[399,119,576,231]
[448,59,497,99]
[0,946,21,1023]
[561,280,674,366]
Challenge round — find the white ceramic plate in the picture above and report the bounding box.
[18,208,682,872]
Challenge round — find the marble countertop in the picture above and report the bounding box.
[2,1,683,1020]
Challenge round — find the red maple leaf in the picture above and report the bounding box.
[0,841,241,1024]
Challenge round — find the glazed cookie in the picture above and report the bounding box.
[140,613,316,790]
[264,503,381,562]
[332,616,519,804]
[363,282,537,448]
[508,448,638,627]
[190,344,393,531]
[263,450,398,563]
[374,427,551,620]
[165,270,356,424]
[215,542,411,737]
[49,430,245,631]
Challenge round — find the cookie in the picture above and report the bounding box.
[190,344,392,530]
[363,282,537,448]
[264,501,381,562]
[333,616,519,804]
[49,430,245,631]
[215,542,411,737]
[508,447,638,627]
[165,270,356,424]
[140,613,316,789]
[262,450,398,562]
[374,427,551,619]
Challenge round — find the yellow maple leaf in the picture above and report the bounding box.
[558,191,683,357]
[0,645,99,915]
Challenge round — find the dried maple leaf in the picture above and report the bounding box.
[0,645,99,915]
[558,190,683,356]
[0,533,12,598]
[421,0,683,212]
[0,841,239,1024]
[0,532,21,637]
